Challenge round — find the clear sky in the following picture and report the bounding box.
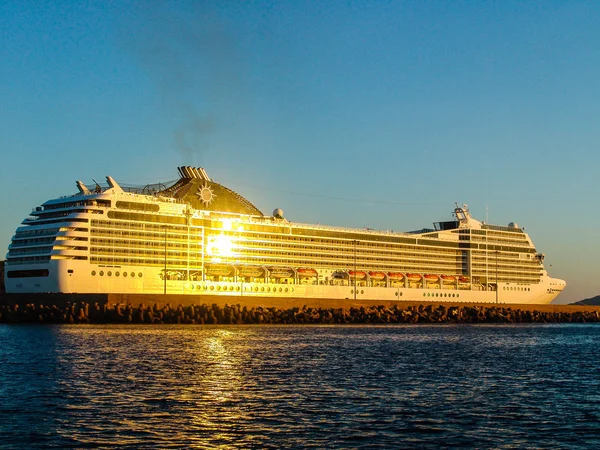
[1,1,599,304]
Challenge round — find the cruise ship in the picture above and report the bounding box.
[4,166,565,304]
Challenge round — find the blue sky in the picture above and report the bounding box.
[1,0,599,303]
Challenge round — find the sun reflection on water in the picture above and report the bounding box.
[4,325,600,448]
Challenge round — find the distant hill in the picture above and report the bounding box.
[572,295,600,306]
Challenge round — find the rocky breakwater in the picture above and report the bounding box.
[1,302,600,324]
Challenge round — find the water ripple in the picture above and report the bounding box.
[1,324,600,448]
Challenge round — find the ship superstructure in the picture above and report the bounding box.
[4,167,566,304]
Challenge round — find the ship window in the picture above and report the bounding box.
[67,269,73,274]
[107,271,112,276]
[99,271,104,276]
[115,271,120,277]
[138,272,143,277]
[7,269,49,278]
[91,271,96,276]
[123,272,127,277]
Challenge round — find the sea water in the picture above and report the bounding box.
[1,324,599,448]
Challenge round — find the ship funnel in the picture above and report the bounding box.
[179,166,192,178]
[199,168,211,181]
[177,166,211,180]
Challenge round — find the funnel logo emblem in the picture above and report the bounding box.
[196,182,215,206]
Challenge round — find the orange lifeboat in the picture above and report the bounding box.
[458,276,470,284]
[388,272,405,281]
[238,266,263,278]
[424,274,439,283]
[348,270,366,280]
[269,267,294,278]
[368,271,386,281]
[206,264,232,277]
[297,268,318,278]
[406,273,422,282]
[440,275,456,284]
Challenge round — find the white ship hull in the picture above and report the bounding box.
[5,261,563,305]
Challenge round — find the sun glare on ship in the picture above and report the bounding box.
[207,233,237,259]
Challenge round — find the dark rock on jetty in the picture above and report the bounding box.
[1,302,600,324]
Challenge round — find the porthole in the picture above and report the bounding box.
[285,288,289,293]
[99,271,104,276]
[457,294,460,298]
[107,271,112,277]
[279,287,283,293]
[210,286,214,290]
[131,272,135,278]
[91,271,96,276]
[115,272,120,277]
[395,292,398,296]
[254,287,259,292]
[138,272,143,278]
[236,286,240,291]
[266,287,270,292]
[361,290,364,294]
[229,286,234,291]
[196,285,201,291]
[400,292,403,296]
[123,272,127,277]
[261,287,265,292]
[217,286,221,291]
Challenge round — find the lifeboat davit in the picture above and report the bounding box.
[406,273,422,282]
[297,268,318,278]
[440,275,456,284]
[424,274,439,283]
[388,272,405,281]
[368,271,386,281]
[348,270,366,280]
[238,266,263,278]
